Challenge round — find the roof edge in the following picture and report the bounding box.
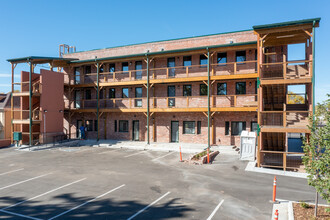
[253,17,321,30]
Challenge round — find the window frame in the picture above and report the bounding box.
[109,63,115,73]
[183,56,192,67]
[231,121,246,136]
[122,62,129,73]
[183,121,195,134]
[217,83,227,95]
[235,82,246,95]
[217,52,227,65]
[183,85,192,96]
[119,120,129,132]
[236,51,246,64]
[199,54,208,67]
[200,84,207,96]
[251,121,258,132]
[122,88,129,98]
[74,67,80,84]
[109,88,115,98]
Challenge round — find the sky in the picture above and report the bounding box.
[0,0,329,103]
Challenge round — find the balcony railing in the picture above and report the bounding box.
[260,60,312,79]
[12,80,42,94]
[12,109,41,122]
[65,94,257,110]
[260,111,310,128]
[72,60,258,85]
[260,150,304,170]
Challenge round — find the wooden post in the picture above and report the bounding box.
[166,68,169,78]
[129,71,132,80]
[283,153,287,171]
[234,95,237,107]
[104,113,107,139]
[283,54,287,79]
[113,72,115,81]
[153,116,156,142]
[187,96,189,107]
[283,111,286,127]
[211,117,214,145]
[186,66,188,77]
[234,62,237,74]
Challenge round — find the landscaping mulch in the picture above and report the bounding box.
[293,202,330,220]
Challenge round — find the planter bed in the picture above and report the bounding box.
[293,202,330,220]
[189,150,219,165]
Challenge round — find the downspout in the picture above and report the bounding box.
[146,54,150,144]
[312,21,316,123]
[96,59,100,141]
[207,48,210,149]
[29,59,32,147]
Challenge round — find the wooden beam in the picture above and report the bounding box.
[203,112,208,117]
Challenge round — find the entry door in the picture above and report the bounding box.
[132,120,139,141]
[76,120,83,138]
[171,121,179,143]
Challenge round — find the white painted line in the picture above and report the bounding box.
[206,199,224,220]
[48,184,125,220]
[0,209,43,220]
[0,173,52,191]
[127,191,171,220]
[152,152,174,161]
[0,168,24,176]
[97,148,121,154]
[2,178,86,210]
[124,150,148,158]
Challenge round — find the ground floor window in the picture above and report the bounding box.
[251,121,258,132]
[231,121,246,136]
[114,120,117,132]
[119,120,129,132]
[197,121,201,134]
[183,121,195,134]
[94,120,98,131]
[86,120,93,131]
[225,121,230,135]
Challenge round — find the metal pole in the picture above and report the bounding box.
[147,54,150,144]
[29,59,32,147]
[312,21,316,122]
[207,48,210,149]
[96,60,100,141]
[11,64,14,144]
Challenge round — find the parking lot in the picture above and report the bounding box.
[0,145,318,219]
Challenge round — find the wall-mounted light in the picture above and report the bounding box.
[59,110,63,113]
[43,110,48,113]
[249,82,252,86]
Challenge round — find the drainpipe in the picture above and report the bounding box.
[146,54,150,144]
[312,21,316,123]
[207,48,210,149]
[29,59,32,148]
[96,59,99,141]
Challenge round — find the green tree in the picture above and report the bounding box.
[302,94,330,216]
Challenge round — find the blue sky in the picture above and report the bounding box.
[0,0,329,103]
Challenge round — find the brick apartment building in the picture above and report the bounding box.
[7,18,320,170]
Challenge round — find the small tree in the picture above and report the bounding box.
[302,94,330,216]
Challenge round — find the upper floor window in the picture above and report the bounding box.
[183,85,192,96]
[109,64,115,73]
[74,67,80,84]
[85,65,91,74]
[217,52,227,65]
[135,87,142,98]
[99,89,105,99]
[135,61,142,80]
[122,62,129,73]
[99,65,104,73]
[200,84,207,96]
[122,88,129,98]
[236,82,246,95]
[109,88,115,98]
[85,89,91,100]
[183,56,192,67]
[236,51,246,63]
[200,55,207,67]
[167,57,176,77]
[217,83,227,95]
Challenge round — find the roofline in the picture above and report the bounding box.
[253,17,321,30]
[7,56,77,63]
[70,41,257,64]
[69,29,254,55]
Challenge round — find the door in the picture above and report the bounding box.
[171,121,179,143]
[76,120,82,138]
[132,120,139,141]
[168,85,175,107]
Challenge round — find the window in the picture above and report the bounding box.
[122,62,129,73]
[85,89,91,100]
[236,51,246,63]
[183,85,191,96]
[109,88,115,98]
[200,54,207,67]
[86,120,93,131]
[99,89,105,99]
[236,82,246,95]
[217,83,227,95]
[225,121,230,135]
[74,67,80,84]
[74,90,81,109]
[251,122,258,132]
[85,66,91,74]
[119,120,129,132]
[200,84,207,96]
[231,121,246,136]
[167,57,175,77]
[94,120,98,131]
[99,66,104,73]
[264,47,276,63]
[109,64,115,73]
[183,56,192,67]
[168,85,175,107]
[197,121,201,134]
[114,120,117,132]
[135,61,142,80]
[135,87,142,107]
[217,52,227,65]
[183,121,195,134]
[122,88,129,98]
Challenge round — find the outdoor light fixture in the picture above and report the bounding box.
[249,82,252,86]
[59,110,63,113]
[44,110,48,113]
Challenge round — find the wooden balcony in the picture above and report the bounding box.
[11,109,41,124]
[67,61,258,87]
[12,80,42,96]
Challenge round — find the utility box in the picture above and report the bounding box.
[240,131,256,161]
[13,132,22,141]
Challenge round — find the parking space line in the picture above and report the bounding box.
[97,148,121,154]
[48,184,125,220]
[0,173,52,191]
[206,199,224,220]
[2,178,86,210]
[127,191,171,220]
[0,168,24,176]
[152,152,174,161]
[124,150,148,158]
[0,209,42,220]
